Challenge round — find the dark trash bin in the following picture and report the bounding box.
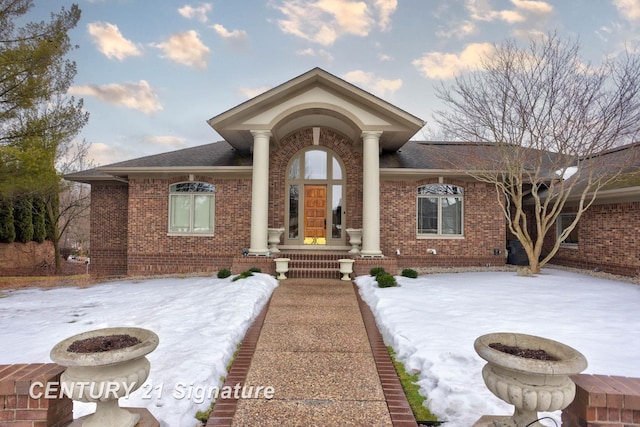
[507,239,529,266]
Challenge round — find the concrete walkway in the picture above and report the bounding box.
[206,279,417,427]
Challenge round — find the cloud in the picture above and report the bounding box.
[374,0,397,31]
[412,42,495,79]
[239,86,272,99]
[510,0,553,14]
[272,0,396,45]
[342,70,402,97]
[437,20,477,39]
[612,0,640,21]
[296,47,334,61]
[465,0,552,24]
[211,23,248,43]
[87,22,141,61]
[144,136,187,148]
[68,80,163,114]
[178,3,213,22]
[152,30,210,68]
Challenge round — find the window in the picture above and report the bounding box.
[169,182,215,234]
[557,213,578,245]
[417,184,463,236]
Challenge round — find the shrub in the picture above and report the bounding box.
[232,270,254,282]
[376,272,397,288]
[370,267,386,277]
[401,268,418,278]
[217,268,231,279]
[32,198,46,243]
[0,198,16,243]
[248,266,261,273]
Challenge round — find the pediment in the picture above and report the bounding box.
[207,68,425,152]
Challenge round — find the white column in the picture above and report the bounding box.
[248,130,271,255]
[361,131,383,257]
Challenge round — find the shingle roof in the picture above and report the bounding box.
[103,141,253,168]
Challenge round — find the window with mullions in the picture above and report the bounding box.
[169,182,215,234]
[557,213,578,245]
[417,184,463,236]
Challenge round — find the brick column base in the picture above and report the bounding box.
[0,363,73,427]
[562,374,640,426]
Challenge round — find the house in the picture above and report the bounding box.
[66,68,639,278]
[539,143,640,277]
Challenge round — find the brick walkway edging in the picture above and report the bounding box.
[205,299,271,427]
[353,283,419,427]
[206,282,419,427]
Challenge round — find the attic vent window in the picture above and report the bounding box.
[169,182,215,234]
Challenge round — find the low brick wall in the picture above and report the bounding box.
[0,363,73,426]
[563,374,640,426]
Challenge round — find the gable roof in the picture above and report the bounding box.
[207,67,425,152]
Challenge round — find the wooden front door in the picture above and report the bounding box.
[304,185,326,244]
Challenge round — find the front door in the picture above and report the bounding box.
[304,185,326,245]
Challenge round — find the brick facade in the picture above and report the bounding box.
[0,363,73,427]
[89,129,506,278]
[562,374,640,427]
[544,201,640,277]
[381,179,506,268]
[125,176,251,276]
[90,183,129,278]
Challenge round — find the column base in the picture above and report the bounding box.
[360,251,384,258]
[248,249,270,256]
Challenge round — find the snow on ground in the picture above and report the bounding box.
[0,273,278,427]
[356,268,640,427]
[1,269,639,427]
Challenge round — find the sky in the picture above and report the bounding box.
[22,0,640,166]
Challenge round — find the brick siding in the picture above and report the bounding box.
[125,176,251,276]
[544,201,640,277]
[562,374,640,427]
[0,364,73,427]
[90,183,129,278]
[380,179,506,268]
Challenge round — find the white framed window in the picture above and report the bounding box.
[557,213,578,246]
[169,182,215,234]
[417,184,463,237]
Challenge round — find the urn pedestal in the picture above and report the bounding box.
[274,258,290,280]
[474,332,587,427]
[50,327,159,427]
[338,259,354,281]
[345,228,362,254]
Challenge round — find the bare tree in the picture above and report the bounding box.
[40,138,93,273]
[435,33,640,274]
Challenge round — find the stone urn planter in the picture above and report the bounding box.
[474,332,587,427]
[338,259,354,281]
[50,327,159,427]
[274,257,290,280]
[267,228,284,253]
[345,228,362,254]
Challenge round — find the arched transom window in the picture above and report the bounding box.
[417,184,463,236]
[169,182,215,234]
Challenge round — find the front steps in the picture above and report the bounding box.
[285,252,346,279]
[231,252,398,279]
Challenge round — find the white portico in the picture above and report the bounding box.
[207,68,424,257]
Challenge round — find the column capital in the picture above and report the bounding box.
[361,130,383,140]
[250,130,272,139]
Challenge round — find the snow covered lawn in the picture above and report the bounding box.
[356,268,640,427]
[0,273,278,427]
[1,268,638,427]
